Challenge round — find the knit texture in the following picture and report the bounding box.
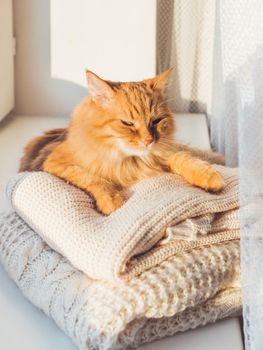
[8,165,239,281]
[0,211,241,350]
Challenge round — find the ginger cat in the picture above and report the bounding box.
[20,69,225,215]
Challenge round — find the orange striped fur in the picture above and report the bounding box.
[41,69,225,214]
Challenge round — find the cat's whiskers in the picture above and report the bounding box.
[140,153,155,168]
[115,138,150,158]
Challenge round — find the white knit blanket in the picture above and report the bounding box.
[0,211,241,350]
[8,166,239,281]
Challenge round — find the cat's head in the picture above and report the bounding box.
[85,69,175,157]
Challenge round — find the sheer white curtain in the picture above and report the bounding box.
[157,0,215,115]
[158,1,263,349]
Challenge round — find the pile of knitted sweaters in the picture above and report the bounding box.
[0,165,241,350]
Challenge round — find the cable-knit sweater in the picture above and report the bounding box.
[0,211,240,350]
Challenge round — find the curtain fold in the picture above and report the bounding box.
[157,0,215,114]
[157,1,263,349]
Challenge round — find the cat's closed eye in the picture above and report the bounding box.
[151,117,164,126]
[121,120,134,126]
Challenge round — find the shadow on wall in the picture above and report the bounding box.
[13,0,156,117]
[13,0,87,117]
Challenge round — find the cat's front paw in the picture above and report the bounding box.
[200,168,225,192]
[96,191,126,215]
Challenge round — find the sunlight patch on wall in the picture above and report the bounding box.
[50,0,156,87]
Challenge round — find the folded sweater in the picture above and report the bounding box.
[0,211,241,350]
[8,165,239,281]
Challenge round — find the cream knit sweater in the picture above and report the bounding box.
[0,211,241,350]
[8,165,239,281]
[0,166,241,349]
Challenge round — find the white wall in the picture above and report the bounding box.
[13,0,88,117]
[0,0,14,120]
[50,0,156,86]
[13,0,156,117]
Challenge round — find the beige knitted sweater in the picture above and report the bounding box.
[0,211,240,350]
[0,166,241,349]
[9,165,239,281]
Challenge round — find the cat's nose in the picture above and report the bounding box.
[143,136,153,146]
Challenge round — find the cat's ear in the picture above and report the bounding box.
[86,70,114,106]
[145,67,174,93]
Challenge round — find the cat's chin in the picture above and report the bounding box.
[123,147,150,157]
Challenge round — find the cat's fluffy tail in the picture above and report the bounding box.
[19,128,67,172]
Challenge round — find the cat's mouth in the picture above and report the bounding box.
[116,139,154,157]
